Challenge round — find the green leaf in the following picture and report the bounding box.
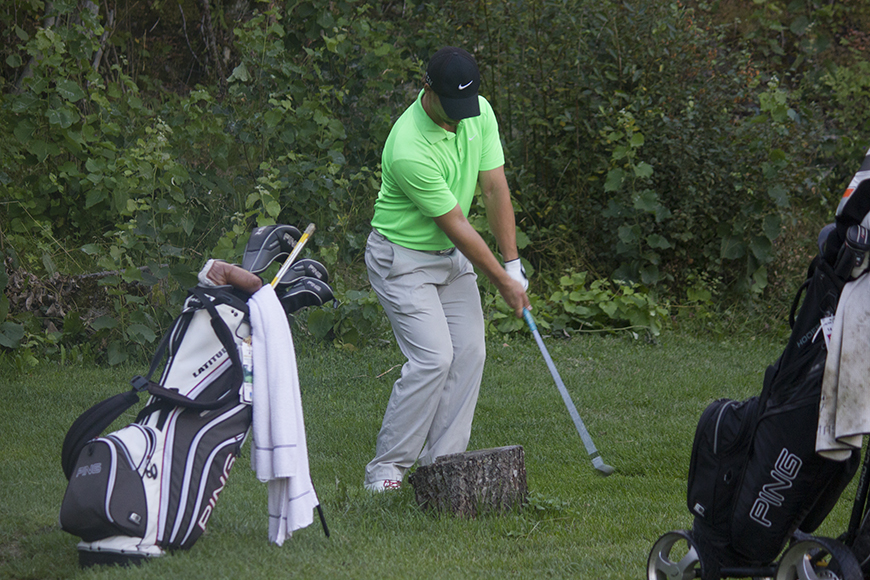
[634,190,660,213]
[107,340,128,365]
[763,214,782,241]
[11,93,38,113]
[0,293,9,322]
[28,140,50,162]
[618,224,638,244]
[307,309,334,340]
[752,266,769,290]
[0,322,25,349]
[646,234,671,249]
[767,185,790,208]
[633,162,653,179]
[85,189,107,208]
[721,236,745,260]
[13,119,36,144]
[91,315,118,330]
[86,157,105,172]
[56,79,86,103]
[604,168,624,192]
[46,106,78,128]
[228,63,251,82]
[265,199,281,217]
[516,229,531,250]
[629,132,645,147]
[127,323,157,344]
[749,235,773,262]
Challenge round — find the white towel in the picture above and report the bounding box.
[248,284,319,545]
[817,272,870,460]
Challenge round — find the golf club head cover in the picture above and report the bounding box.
[278,277,335,314]
[834,224,870,280]
[241,224,302,273]
[835,146,870,238]
[275,258,330,292]
[818,223,841,266]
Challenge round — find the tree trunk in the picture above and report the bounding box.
[408,445,528,517]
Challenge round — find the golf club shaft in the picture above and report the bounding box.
[523,309,605,463]
[270,223,315,288]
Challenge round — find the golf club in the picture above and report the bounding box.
[242,224,302,273]
[270,223,316,288]
[278,277,335,314]
[523,308,615,476]
[274,258,330,292]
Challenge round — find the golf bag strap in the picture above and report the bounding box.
[788,256,842,329]
[130,286,245,411]
[61,389,141,480]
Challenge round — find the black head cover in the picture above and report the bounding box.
[241,225,302,273]
[278,277,335,314]
[275,258,329,292]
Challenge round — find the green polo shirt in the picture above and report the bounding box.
[371,91,505,251]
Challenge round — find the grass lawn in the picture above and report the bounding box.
[0,329,860,579]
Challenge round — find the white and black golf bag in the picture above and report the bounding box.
[60,285,255,567]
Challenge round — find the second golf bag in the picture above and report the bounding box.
[59,285,253,566]
[686,244,863,570]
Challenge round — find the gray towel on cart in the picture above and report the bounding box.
[817,272,870,460]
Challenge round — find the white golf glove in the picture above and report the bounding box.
[197,259,220,287]
[504,258,529,291]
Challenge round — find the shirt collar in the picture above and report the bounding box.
[413,90,456,144]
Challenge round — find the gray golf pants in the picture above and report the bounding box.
[364,230,485,484]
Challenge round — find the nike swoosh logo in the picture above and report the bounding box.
[458,80,474,90]
[468,135,477,141]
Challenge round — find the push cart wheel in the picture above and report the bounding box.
[647,530,703,580]
[774,535,862,580]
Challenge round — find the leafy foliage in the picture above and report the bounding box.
[1,0,867,361]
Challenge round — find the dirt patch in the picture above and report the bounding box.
[4,256,122,331]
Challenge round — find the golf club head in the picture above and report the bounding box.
[274,258,329,292]
[241,225,302,274]
[592,456,615,476]
[278,277,335,314]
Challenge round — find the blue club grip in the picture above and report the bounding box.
[522,308,537,332]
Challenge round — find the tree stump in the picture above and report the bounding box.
[408,445,528,517]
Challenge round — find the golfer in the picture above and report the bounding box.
[363,47,530,492]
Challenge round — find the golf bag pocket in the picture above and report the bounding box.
[729,395,859,563]
[60,425,154,542]
[687,397,759,534]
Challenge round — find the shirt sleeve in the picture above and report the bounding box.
[479,98,505,172]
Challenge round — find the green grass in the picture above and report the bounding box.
[0,330,860,579]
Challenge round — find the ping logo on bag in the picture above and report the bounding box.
[75,463,102,477]
[197,454,236,531]
[749,448,802,528]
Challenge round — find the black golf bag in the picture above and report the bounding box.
[686,236,867,571]
[60,285,255,566]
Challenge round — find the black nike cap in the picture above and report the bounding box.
[424,47,481,120]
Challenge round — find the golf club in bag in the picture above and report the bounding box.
[523,308,614,476]
[242,224,302,274]
[59,223,330,567]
